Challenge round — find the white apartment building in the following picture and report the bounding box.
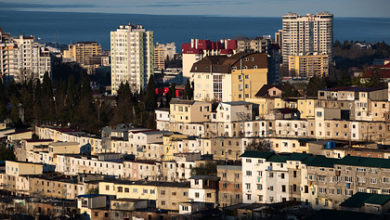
[241,152,290,204]
[0,30,51,82]
[282,12,333,65]
[111,24,154,95]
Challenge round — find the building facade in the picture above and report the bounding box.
[282,12,333,69]
[110,24,154,95]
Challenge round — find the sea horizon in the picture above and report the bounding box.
[1,10,390,50]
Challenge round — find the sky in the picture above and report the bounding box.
[0,0,389,17]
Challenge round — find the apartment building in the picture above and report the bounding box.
[200,137,244,161]
[241,151,291,204]
[288,54,329,77]
[6,161,43,176]
[189,175,219,206]
[282,12,333,67]
[110,24,154,95]
[63,42,102,65]
[241,151,390,210]
[236,36,271,53]
[155,108,170,131]
[0,29,51,82]
[182,39,237,81]
[192,53,268,102]
[169,99,211,123]
[217,165,242,207]
[98,180,190,211]
[29,175,85,200]
[154,42,176,70]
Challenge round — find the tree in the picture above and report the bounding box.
[111,83,134,125]
[365,70,386,88]
[144,75,157,111]
[191,162,217,176]
[246,140,272,151]
[165,83,176,106]
[183,80,193,100]
[306,76,327,97]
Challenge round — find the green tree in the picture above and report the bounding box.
[165,83,176,106]
[183,80,193,100]
[144,75,157,111]
[306,76,327,97]
[191,162,217,176]
[111,83,134,125]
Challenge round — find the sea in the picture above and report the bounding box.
[1,10,390,50]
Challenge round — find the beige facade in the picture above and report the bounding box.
[282,12,333,66]
[63,42,102,65]
[192,53,268,102]
[217,165,242,207]
[169,99,211,123]
[288,54,329,77]
[5,161,43,176]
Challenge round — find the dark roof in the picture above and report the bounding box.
[303,155,338,168]
[340,192,390,208]
[221,101,254,106]
[337,155,390,169]
[170,98,196,105]
[25,139,53,142]
[190,175,220,181]
[254,84,293,97]
[76,194,107,198]
[321,86,387,92]
[100,179,190,188]
[307,209,380,220]
[190,53,268,74]
[267,154,289,162]
[240,151,274,159]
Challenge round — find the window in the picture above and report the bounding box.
[282,185,286,192]
[246,183,251,190]
[117,187,123,192]
[195,192,200,198]
[247,194,251,200]
[206,193,212,198]
[246,171,252,176]
[257,184,262,190]
[371,178,377,184]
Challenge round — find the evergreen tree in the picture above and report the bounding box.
[40,72,55,122]
[165,83,176,106]
[183,80,193,100]
[0,80,7,121]
[144,75,157,111]
[111,83,134,125]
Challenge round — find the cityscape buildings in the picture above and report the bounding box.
[0,28,51,82]
[1,10,390,220]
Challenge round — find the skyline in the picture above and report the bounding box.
[0,0,390,17]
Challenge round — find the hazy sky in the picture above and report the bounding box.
[0,0,389,17]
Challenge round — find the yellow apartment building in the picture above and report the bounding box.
[297,98,318,119]
[98,180,190,211]
[169,99,211,123]
[63,42,102,65]
[288,54,329,77]
[5,161,43,176]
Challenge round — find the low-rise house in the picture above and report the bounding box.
[217,165,242,207]
[189,175,219,206]
[340,192,390,214]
